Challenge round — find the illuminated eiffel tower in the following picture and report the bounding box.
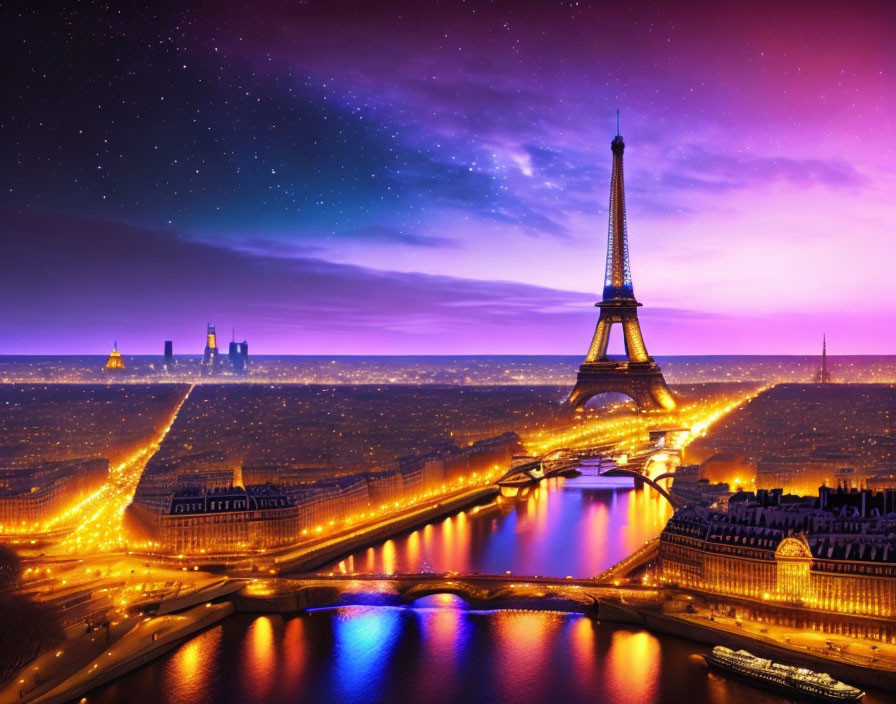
[568,115,675,412]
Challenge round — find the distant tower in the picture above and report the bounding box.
[104,341,125,371]
[815,334,831,384]
[567,116,675,411]
[228,341,244,374]
[227,330,249,375]
[163,340,174,369]
[202,324,219,375]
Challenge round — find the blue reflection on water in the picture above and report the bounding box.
[481,507,519,572]
[329,607,401,703]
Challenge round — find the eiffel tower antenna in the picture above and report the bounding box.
[616,109,620,137]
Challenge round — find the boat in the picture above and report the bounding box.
[703,646,864,702]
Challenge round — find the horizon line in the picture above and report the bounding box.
[1,353,895,359]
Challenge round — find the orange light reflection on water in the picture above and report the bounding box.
[327,469,678,578]
[241,615,278,704]
[493,611,556,702]
[440,514,456,566]
[603,629,661,703]
[281,617,307,693]
[163,623,222,702]
[406,529,421,568]
[568,616,598,690]
[381,539,396,575]
[582,498,610,573]
[454,510,471,569]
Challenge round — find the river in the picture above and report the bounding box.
[87,473,888,704]
[328,473,673,578]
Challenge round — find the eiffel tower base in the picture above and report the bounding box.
[567,362,676,411]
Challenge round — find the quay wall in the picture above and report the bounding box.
[271,485,499,573]
[638,610,896,693]
[35,602,234,704]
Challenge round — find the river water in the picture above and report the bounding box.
[88,473,888,704]
[329,473,673,578]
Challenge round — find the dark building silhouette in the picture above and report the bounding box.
[814,334,831,384]
[227,330,249,375]
[163,340,173,369]
[228,340,249,375]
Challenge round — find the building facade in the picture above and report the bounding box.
[131,432,520,554]
[0,458,109,529]
[659,488,896,633]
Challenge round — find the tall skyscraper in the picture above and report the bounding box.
[228,335,249,375]
[202,324,219,375]
[163,340,174,369]
[228,340,243,374]
[240,340,249,371]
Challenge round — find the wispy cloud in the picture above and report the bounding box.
[654,146,867,194]
[3,211,893,354]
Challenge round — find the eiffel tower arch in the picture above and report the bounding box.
[568,120,676,412]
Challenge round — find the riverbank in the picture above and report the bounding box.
[593,536,658,584]
[597,595,896,694]
[269,484,500,573]
[0,602,233,704]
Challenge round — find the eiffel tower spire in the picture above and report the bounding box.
[604,114,634,300]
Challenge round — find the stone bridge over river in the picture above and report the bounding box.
[232,570,661,618]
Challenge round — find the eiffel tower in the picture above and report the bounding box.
[568,116,676,411]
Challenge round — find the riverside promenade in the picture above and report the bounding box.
[0,602,233,704]
[265,484,500,573]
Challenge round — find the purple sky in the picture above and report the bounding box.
[3,1,895,354]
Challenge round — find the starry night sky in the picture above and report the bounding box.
[3,1,895,354]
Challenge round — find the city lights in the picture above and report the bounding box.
[2,2,894,702]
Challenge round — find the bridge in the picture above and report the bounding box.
[498,442,685,509]
[234,572,661,618]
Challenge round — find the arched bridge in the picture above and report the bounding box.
[598,468,683,508]
[499,444,683,508]
[235,573,661,617]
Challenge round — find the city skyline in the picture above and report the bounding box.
[4,1,895,355]
[4,5,896,703]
